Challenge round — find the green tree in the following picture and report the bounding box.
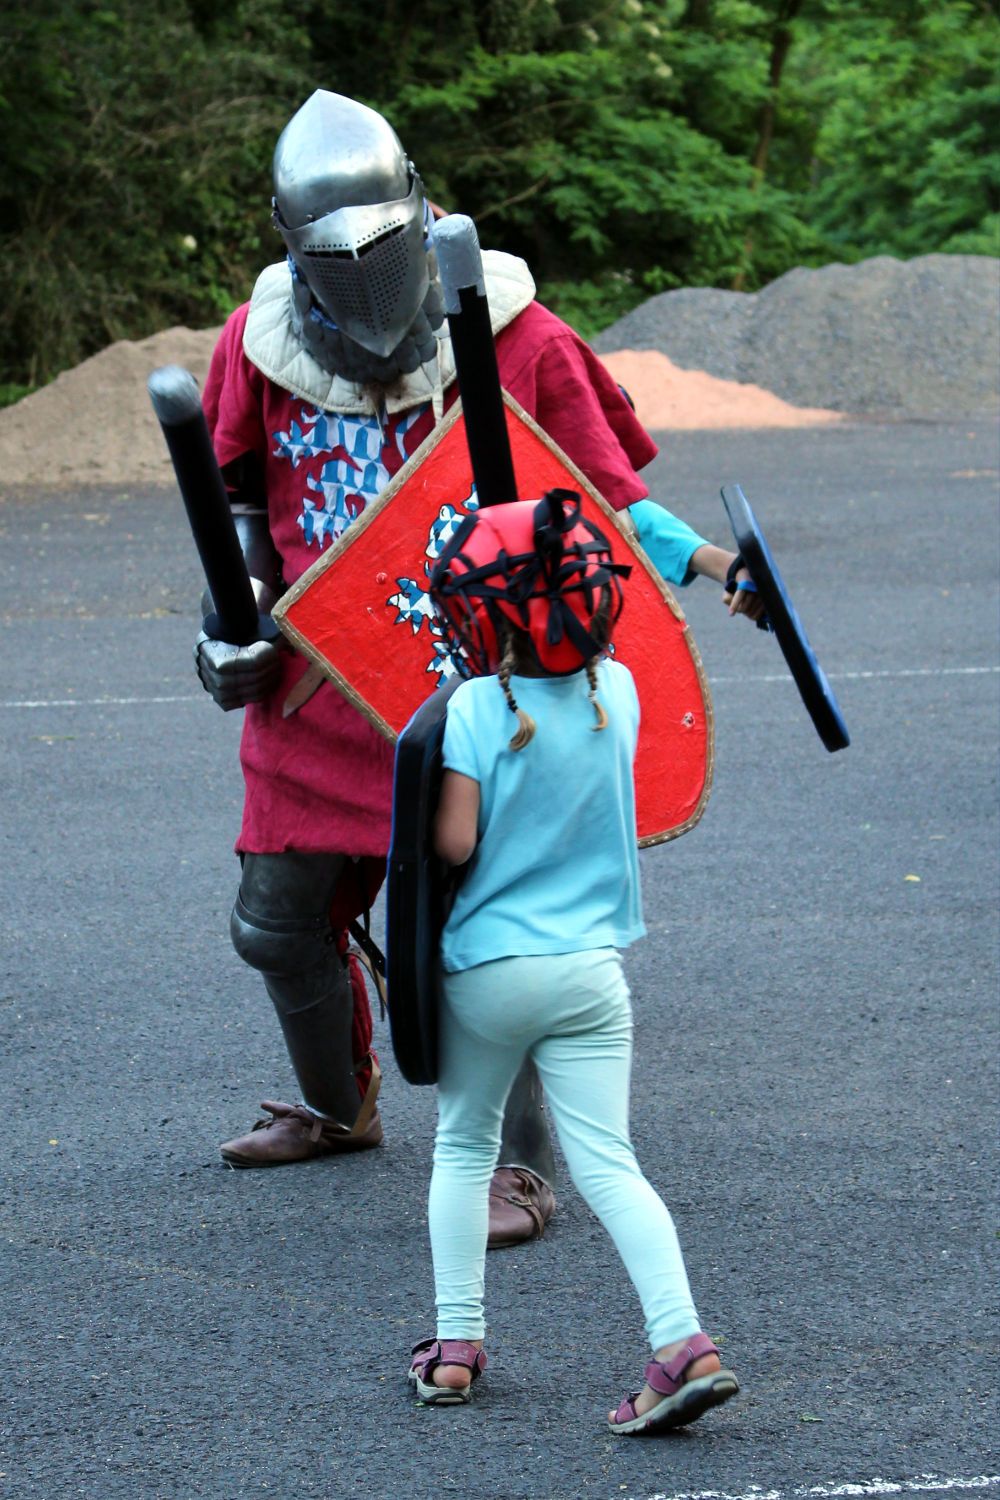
[374,1,817,331]
[792,0,1000,260]
[0,0,309,387]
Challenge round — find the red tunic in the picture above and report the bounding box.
[203,299,658,854]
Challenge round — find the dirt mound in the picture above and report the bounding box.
[0,325,220,490]
[599,349,841,431]
[0,315,839,490]
[594,253,999,419]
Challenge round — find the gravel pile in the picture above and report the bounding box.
[594,254,999,418]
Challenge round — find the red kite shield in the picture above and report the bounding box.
[273,393,713,846]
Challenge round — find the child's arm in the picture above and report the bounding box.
[627,500,766,622]
[434,770,481,866]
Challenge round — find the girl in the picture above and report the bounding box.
[407,490,739,1435]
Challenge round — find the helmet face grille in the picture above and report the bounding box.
[360,227,413,318]
[303,247,382,321]
[296,214,427,352]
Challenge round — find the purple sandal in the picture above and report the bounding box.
[408,1338,487,1405]
[609,1332,738,1435]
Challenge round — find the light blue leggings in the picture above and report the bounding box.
[431,948,701,1349]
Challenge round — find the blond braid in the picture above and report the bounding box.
[498,628,536,750]
[585,656,609,731]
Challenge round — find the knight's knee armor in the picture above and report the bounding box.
[231,897,342,1003]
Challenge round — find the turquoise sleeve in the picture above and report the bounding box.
[442,692,481,782]
[627,499,708,587]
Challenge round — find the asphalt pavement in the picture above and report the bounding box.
[1,418,998,1499]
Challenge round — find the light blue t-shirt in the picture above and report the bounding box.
[628,499,706,587]
[440,658,646,973]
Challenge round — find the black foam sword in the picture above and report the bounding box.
[147,365,280,648]
[433,214,518,508]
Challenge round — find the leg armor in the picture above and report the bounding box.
[231,851,362,1126]
[498,1056,557,1187]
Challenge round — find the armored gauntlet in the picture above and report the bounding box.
[194,454,286,711]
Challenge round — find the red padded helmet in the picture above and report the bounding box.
[430,489,631,676]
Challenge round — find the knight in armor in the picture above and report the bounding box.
[198,89,761,1246]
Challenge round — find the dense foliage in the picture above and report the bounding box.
[0,0,996,394]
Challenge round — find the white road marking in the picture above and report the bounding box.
[620,1476,1000,1500]
[0,665,996,711]
[0,694,198,708]
[708,666,1000,686]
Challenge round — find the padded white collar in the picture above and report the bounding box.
[242,252,536,416]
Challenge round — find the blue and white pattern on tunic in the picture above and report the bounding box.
[272,403,428,550]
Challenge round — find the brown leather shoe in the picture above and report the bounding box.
[220,1099,383,1167]
[487,1166,556,1250]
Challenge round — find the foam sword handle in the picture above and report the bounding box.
[147,365,268,647]
[434,215,518,508]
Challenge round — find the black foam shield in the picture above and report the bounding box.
[385,676,465,1085]
[722,483,850,753]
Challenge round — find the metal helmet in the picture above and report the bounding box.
[272,91,429,360]
[430,491,632,676]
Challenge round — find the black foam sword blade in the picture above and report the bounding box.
[434,214,518,508]
[148,365,279,647]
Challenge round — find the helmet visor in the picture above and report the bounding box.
[277,179,429,358]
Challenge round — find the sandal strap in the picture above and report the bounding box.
[645,1332,720,1396]
[610,1391,642,1425]
[410,1338,487,1383]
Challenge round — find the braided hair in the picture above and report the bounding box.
[497,625,536,751]
[585,656,609,733]
[584,591,612,732]
[496,591,612,750]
